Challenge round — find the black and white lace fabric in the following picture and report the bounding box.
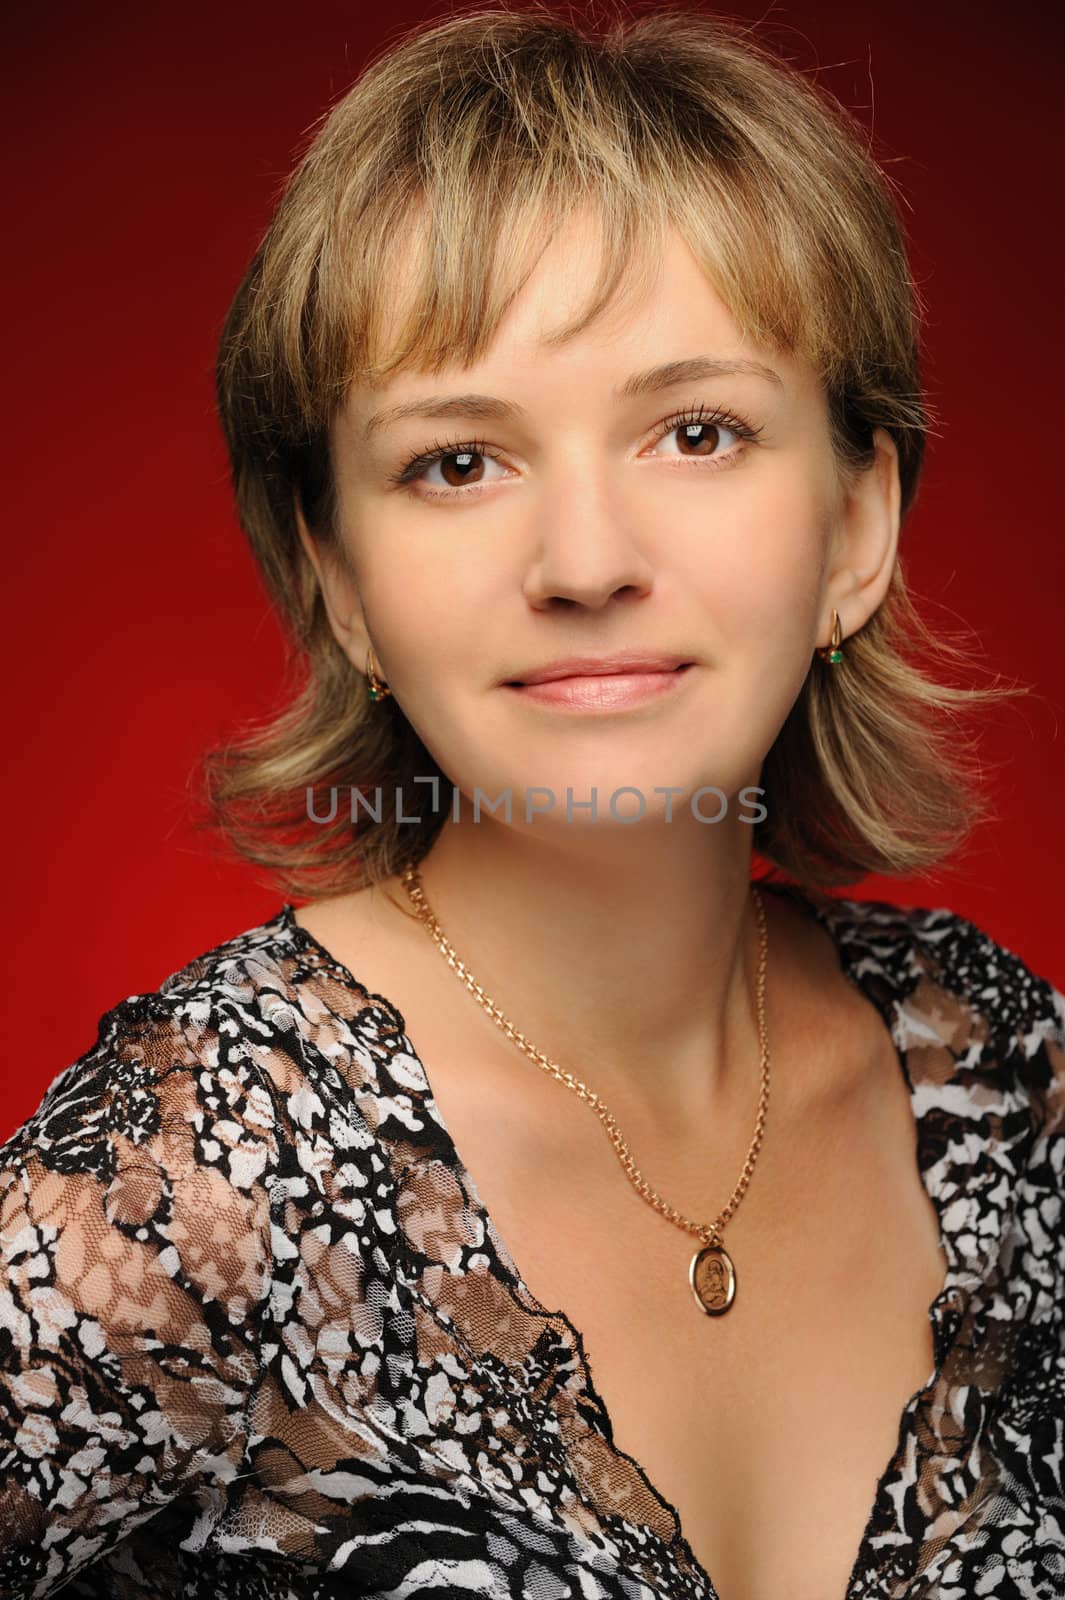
[1,885,1063,1599]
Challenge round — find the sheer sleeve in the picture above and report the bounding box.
[0,991,277,1600]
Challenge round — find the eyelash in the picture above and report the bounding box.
[385,403,765,499]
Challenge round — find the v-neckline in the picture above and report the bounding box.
[278,882,982,1600]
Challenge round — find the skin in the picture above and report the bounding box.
[296,209,901,1139]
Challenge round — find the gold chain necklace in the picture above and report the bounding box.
[399,862,770,1316]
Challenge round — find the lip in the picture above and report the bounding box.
[505,662,694,710]
[503,652,692,686]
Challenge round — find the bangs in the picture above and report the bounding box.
[319,178,807,407]
[225,4,924,506]
[280,33,852,425]
[351,190,672,387]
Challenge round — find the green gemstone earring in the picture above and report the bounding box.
[816,608,845,666]
[366,645,393,701]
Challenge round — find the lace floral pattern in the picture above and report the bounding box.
[1,888,1063,1599]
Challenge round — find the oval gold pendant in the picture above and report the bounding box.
[690,1242,736,1315]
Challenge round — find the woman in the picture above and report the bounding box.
[2,6,1062,1599]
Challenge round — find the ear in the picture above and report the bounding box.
[295,503,372,672]
[821,427,902,648]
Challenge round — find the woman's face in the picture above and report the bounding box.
[306,213,898,829]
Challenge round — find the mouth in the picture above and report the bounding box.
[504,661,694,688]
[503,662,695,710]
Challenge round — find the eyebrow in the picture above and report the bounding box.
[361,356,784,439]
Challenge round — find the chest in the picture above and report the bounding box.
[410,1034,948,1600]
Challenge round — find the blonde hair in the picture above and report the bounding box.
[202,1,1027,899]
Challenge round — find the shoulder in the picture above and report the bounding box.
[809,889,1065,1140]
[0,911,313,1287]
[5,911,291,1182]
[0,904,361,1268]
[2,902,426,1242]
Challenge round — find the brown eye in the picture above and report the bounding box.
[674,421,723,457]
[436,450,487,487]
[650,413,747,468]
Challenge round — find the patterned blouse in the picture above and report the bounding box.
[1,884,1063,1600]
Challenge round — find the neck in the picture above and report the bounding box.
[383,809,781,1139]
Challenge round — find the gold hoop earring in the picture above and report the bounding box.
[816,608,845,666]
[366,645,392,701]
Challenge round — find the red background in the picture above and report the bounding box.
[4,1,1063,1140]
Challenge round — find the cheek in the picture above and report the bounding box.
[353,537,491,695]
[681,476,831,638]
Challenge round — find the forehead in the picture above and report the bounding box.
[344,204,809,418]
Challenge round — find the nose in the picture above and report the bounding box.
[520,470,657,611]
